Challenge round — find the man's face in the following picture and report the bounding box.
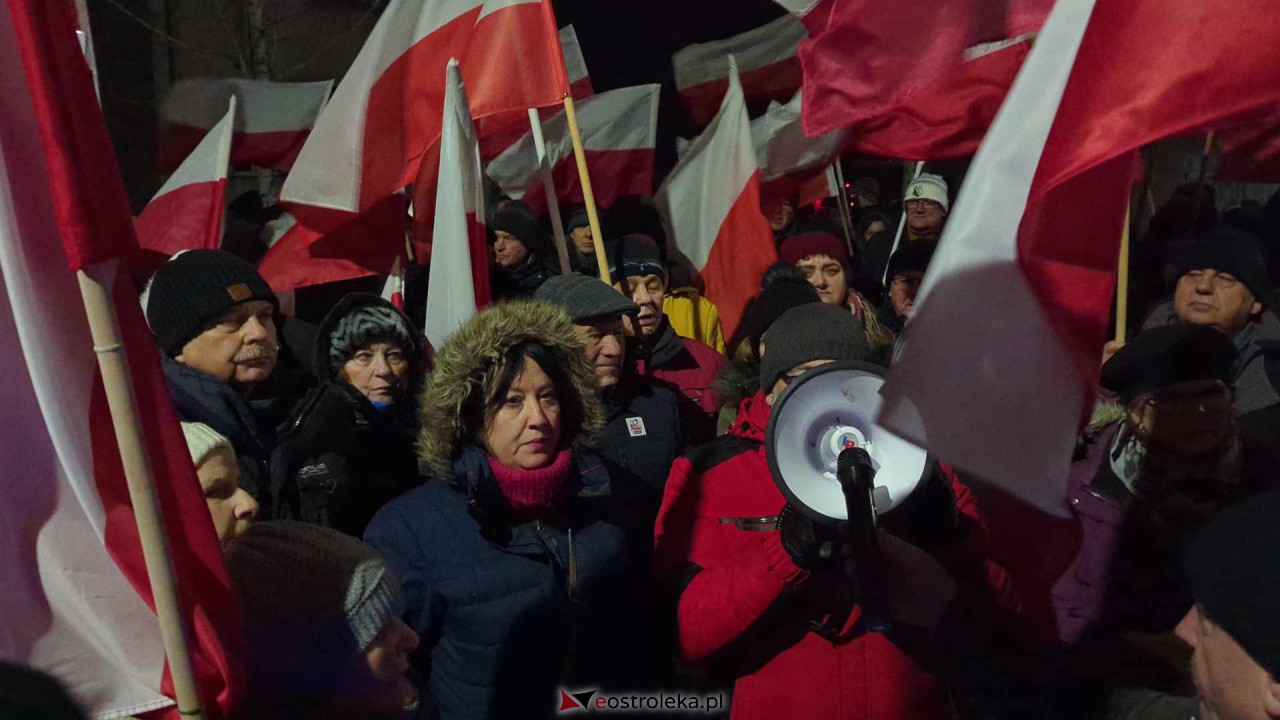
[1174,268,1262,336]
[177,300,278,386]
[795,254,849,306]
[765,199,796,233]
[765,359,834,407]
[616,274,666,338]
[195,448,258,547]
[570,225,594,255]
[493,230,529,269]
[905,199,945,235]
[889,270,925,320]
[1130,379,1235,458]
[574,316,626,389]
[1176,605,1280,720]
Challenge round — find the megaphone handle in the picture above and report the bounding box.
[837,447,893,633]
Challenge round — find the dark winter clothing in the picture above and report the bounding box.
[534,273,638,323]
[597,380,684,539]
[757,302,871,391]
[145,249,278,356]
[1174,224,1275,300]
[632,319,725,443]
[603,233,667,282]
[777,231,850,272]
[490,201,545,256]
[162,355,278,514]
[731,277,821,358]
[885,241,935,281]
[272,294,425,538]
[1101,323,1236,400]
[654,391,1016,720]
[491,253,556,301]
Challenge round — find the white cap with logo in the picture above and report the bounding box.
[905,173,950,213]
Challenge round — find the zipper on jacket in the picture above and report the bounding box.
[567,527,579,603]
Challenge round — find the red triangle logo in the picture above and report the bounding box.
[558,688,584,712]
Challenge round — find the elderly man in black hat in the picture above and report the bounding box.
[489,200,554,300]
[1055,324,1278,650]
[1130,224,1280,451]
[146,249,310,516]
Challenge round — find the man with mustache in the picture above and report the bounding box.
[146,249,294,516]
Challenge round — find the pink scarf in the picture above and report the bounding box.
[487,448,575,517]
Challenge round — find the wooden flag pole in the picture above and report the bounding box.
[1115,200,1132,343]
[562,94,612,285]
[528,108,572,275]
[77,261,206,720]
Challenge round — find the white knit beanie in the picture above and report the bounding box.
[181,421,233,468]
[905,173,950,213]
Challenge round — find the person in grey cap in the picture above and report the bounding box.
[271,293,427,538]
[224,520,420,718]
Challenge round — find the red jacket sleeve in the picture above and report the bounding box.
[654,456,807,662]
[938,465,1026,631]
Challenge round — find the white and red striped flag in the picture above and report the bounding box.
[485,84,660,214]
[381,255,406,310]
[3,1,242,716]
[751,91,845,183]
[656,60,777,341]
[426,59,489,348]
[258,194,409,292]
[673,14,807,125]
[135,97,235,257]
[878,0,1280,515]
[280,0,569,218]
[158,78,332,172]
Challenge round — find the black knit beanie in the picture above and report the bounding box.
[145,249,278,357]
[1101,323,1236,401]
[886,242,936,281]
[1185,488,1280,677]
[490,202,546,256]
[604,233,667,282]
[759,303,871,391]
[738,279,821,359]
[1175,225,1274,301]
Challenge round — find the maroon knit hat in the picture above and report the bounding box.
[778,232,850,273]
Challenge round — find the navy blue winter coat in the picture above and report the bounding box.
[364,446,634,720]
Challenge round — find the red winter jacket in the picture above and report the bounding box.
[634,320,726,418]
[654,391,1015,720]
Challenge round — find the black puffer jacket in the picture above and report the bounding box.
[491,252,556,301]
[271,293,427,537]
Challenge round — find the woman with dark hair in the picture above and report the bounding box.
[364,300,635,720]
[272,293,428,538]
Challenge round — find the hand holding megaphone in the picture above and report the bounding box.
[876,530,957,629]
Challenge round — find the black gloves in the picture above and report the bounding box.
[777,503,850,572]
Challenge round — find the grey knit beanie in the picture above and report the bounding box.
[328,304,416,379]
[223,521,403,653]
[759,303,872,391]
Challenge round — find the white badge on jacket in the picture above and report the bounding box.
[626,417,647,437]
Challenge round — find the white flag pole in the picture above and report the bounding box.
[884,160,926,285]
[529,108,572,275]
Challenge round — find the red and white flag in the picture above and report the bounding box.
[656,60,777,340]
[778,0,1050,137]
[426,59,490,348]
[485,84,660,214]
[878,0,1280,515]
[258,195,409,292]
[752,90,846,182]
[280,0,568,217]
[3,1,242,716]
[673,14,806,125]
[158,78,333,171]
[136,97,235,257]
[381,255,406,310]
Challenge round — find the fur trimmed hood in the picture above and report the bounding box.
[417,300,604,476]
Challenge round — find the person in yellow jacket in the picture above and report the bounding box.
[663,285,725,355]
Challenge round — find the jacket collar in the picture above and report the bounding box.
[645,318,684,367]
[728,389,771,443]
[162,355,269,452]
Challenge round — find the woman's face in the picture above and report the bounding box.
[341,341,410,404]
[483,356,563,469]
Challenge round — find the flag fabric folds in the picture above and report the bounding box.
[158,78,333,172]
[280,0,568,216]
[425,59,489,349]
[381,255,406,310]
[878,0,1280,516]
[136,97,235,257]
[561,24,593,99]
[257,196,409,292]
[673,14,806,125]
[751,90,845,182]
[656,60,777,341]
[485,84,660,214]
[3,1,243,716]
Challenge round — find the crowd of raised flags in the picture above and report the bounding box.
[4,0,1280,717]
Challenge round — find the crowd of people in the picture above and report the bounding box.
[13,170,1280,720]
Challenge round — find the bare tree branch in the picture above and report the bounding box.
[212,0,252,77]
[273,0,381,80]
[100,0,241,68]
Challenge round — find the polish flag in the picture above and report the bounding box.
[752,90,846,183]
[381,255,406,310]
[878,0,1280,515]
[476,24,594,162]
[4,1,242,716]
[485,84,660,214]
[280,0,569,217]
[777,0,1051,137]
[656,61,777,340]
[158,78,333,172]
[426,60,489,348]
[135,97,235,257]
[258,194,409,292]
[673,14,807,125]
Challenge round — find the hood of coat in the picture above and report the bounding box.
[314,292,427,390]
[417,300,605,476]
[727,389,771,443]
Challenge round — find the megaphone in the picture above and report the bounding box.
[765,361,931,633]
[765,361,930,523]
